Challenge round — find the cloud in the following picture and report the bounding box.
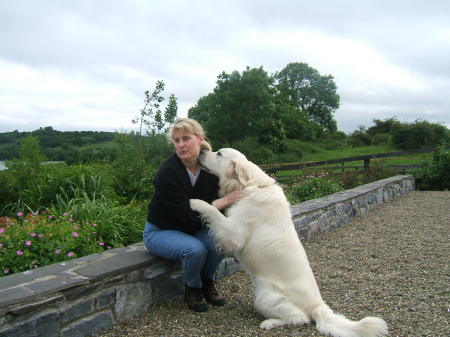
[0,0,449,134]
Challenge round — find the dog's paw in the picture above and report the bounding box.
[259,318,285,330]
[189,199,209,212]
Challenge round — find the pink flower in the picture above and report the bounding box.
[98,242,105,246]
[3,269,10,274]
[38,234,44,238]
[107,246,112,250]
[16,250,23,255]
[54,249,61,254]
[48,215,54,220]
[0,243,3,248]
[72,232,79,237]
[92,223,97,227]
[32,211,39,216]
[73,225,78,230]
[63,212,69,217]
[0,228,5,234]
[67,252,74,257]
[30,233,37,237]
[25,241,32,246]
[17,212,23,217]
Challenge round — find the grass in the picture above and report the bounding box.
[266,145,433,181]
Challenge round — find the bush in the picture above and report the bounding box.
[392,120,449,150]
[286,174,344,203]
[416,147,450,190]
[230,137,277,164]
[1,211,105,276]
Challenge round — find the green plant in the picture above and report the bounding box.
[286,174,344,203]
[416,146,450,190]
[0,211,105,276]
[50,192,146,248]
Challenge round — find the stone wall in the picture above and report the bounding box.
[0,175,415,337]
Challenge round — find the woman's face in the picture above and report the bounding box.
[172,130,204,164]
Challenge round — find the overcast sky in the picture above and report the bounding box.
[1,0,449,134]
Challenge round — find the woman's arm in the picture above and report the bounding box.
[212,190,242,211]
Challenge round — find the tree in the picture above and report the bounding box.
[133,80,178,136]
[189,67,279,146]
[275,62,339,132]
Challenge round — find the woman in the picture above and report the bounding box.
[143,117,241,312]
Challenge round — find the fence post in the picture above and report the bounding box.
[364,158,370,171]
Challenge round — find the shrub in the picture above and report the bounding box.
[392,120,450,150]
[230,137,277,164]
[1,211,105,276]
[286,174,344,204]
[416,146,450,190]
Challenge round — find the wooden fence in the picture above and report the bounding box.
[262,146,449,175]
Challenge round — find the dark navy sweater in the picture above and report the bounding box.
[147,153,219,234]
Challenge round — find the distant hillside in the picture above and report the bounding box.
[0,126,117,162]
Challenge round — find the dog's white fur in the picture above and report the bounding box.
[190,148,388,337]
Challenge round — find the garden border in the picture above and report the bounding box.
[0,175,415,337]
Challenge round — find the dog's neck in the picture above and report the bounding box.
[219,179,242,197]
[218,177,275,197]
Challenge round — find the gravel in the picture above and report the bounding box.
[93,191,450,337]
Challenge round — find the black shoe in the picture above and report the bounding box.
[184,285,209,312]
[202,278,226,306]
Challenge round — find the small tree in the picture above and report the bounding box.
[133,80,178,136]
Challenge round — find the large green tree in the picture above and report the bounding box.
[189,67,280,146]
[275,62,339,132]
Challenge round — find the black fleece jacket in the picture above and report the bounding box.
[147,153,220,234]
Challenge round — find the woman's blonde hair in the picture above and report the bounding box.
[167,117,212,151]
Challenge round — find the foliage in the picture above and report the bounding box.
[49,192,146,248]
[275,62,339,132]
[111,132,160,202]
[416,146,450,190]
[285,173,344,204]
[1,211,106,276]
[1,161,116,216]
[392,120,449,150]
[0,127,116,161]
[351,118,449,150]
[188,63,339,150]
[189,67,278,147]
[133,80,178,136]
[229,137,277,164]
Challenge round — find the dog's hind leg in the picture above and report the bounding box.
[254,280,310,330]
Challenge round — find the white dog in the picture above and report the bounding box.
[190,148,388,337]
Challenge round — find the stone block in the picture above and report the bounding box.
[61,311,114,337]
[0,310,59,337]
[75,249,155,282]
[62,284,100,302]
[0,286,36,308]
[25,274,88,296]
[0,262,77,291]
[114,282,153,323]
[96,289,116,310]
[7,295,63,315]
[61,298,95,323]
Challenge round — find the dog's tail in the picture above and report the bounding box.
[311,303,388,337]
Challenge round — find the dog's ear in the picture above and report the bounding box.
[227,159,275,188]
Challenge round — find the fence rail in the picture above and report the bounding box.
[262,146,449,175]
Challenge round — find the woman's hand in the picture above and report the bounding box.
[212,190,242,211]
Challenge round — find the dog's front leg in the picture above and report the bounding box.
[190,199,243,252]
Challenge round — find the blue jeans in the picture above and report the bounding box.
[143,222,223,288]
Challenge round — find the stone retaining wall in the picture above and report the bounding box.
[0,175,415,337]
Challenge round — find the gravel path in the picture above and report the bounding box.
[94,191,450,337]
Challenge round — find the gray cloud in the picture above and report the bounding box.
[0,0,449,134]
